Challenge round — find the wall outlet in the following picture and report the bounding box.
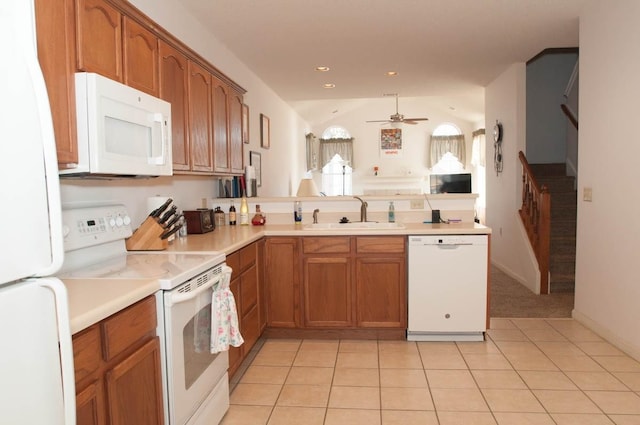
[410,199,424,209]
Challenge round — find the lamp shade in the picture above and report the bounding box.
[296,178,320,197]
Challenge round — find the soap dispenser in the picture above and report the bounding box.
[388,201,395,223]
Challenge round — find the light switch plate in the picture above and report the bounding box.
[583,187,593,202]
[410,199,424,209]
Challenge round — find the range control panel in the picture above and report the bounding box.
[62,204,132,252]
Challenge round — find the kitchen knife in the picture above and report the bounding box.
[150,198,173,218]
[159,205,178,224]
[165,213,183,229]
[160,223,182,240]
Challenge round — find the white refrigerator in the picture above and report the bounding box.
[0,0,76,424]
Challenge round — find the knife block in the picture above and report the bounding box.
[125,216,168,251]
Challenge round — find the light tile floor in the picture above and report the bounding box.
[221,318,640,425]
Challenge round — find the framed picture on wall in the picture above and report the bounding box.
[260,113,270,149]
[250,150,262,187]
[242,104,250,144]
[380,128,402,157]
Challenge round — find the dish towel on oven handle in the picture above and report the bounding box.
[210,266,244,353]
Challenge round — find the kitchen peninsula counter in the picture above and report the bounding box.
[166,221,491,254]
[62,222,490,334]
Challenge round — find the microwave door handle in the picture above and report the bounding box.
[166,270,232,306]
[148,112,166,165]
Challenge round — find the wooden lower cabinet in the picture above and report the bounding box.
[226,241,262,378]
[73,296,164,425]
[265,236,407,336]
[264,238,299,328]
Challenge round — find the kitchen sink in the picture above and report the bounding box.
[304,222,406,230]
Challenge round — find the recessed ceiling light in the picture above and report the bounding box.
[323,83,335,89]
[386,71,398,76]
[315,66,330,72]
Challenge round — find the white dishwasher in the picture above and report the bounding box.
[407,234,488,341]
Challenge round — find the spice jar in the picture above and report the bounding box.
[214,206,225,227]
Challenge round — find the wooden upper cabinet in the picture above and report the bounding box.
[159,41,190,171]
[229,91,244,173]
[123,17,158,96]
[35,0,78,167]
[212,78,230,173]
[75,0,122,82]
[187,61,213,172]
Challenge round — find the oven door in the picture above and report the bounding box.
[162,265,231,425]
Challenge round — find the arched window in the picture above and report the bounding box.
[319,126,354,195]
[429,123,465,173]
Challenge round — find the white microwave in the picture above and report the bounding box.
[59,72,172,177]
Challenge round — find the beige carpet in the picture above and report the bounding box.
[490,265,574,318]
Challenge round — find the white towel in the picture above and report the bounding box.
[210,267,244,353]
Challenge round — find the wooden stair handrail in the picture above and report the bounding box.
[518,151,551,294]
[561,104,579,130]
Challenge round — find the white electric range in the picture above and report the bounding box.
[58,204,231,425]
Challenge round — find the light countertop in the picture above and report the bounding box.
[63,221,490,334]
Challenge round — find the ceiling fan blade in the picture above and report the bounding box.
[366,119,391,123]
[403,120,419,125]
[403,117,429,122]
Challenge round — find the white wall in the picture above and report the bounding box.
[573,0,640,359]
[526,52,578,164]
[485,64,540,293]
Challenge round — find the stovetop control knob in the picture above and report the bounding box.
[109,218,116,228]
[123,215,131,226]
[116,216,124,227]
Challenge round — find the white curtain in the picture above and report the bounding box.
[471,129,486,167]
[319,138,354,168]
[428,135,466,169]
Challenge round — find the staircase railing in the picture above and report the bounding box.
[518,151,551,294]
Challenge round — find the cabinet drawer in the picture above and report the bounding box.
[73,325,102,383]
[102,296,157,361]
[239,243,257,271]
[303,237,351,254]
[226,250,240,274]
[356,236,405,254]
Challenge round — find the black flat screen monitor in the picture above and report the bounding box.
[430,173,472,194]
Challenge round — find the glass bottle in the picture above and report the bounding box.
[228,200,236,225]
[214,206,225,227]
[294,201,302,223]
[251,204,266,225]
[388,201,395,223]
[239,196,249,225]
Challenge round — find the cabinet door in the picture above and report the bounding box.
[212,78,230,173]
[35,0,78,167]
[76,379,106,425]
[355,257,407,328]
[75,0,122,81]
[229,90,244,173]
[159,41,190,171]
[264,238,299,328]
[187,61,213,172]
[123,17,158,96]
[240,264,260,351]
[227,276,243,378]
[303,257,352,327]
[105,337,164,425]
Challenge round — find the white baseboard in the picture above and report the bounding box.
[572,309,640,362]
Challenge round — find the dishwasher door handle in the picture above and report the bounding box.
[435,243,473,249]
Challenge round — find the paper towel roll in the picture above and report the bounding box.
[147,196,172,215]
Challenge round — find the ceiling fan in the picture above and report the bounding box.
[366,93,429,125]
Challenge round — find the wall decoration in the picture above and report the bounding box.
[242,104,250,144]
[260,113,270,149]
[250,150,262,187]
[380,128,402,157]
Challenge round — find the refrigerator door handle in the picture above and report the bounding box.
[39,278,76,425]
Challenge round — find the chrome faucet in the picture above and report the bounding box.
[353,196,368,222]
[313,209,320,224]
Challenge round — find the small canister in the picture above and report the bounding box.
[214,206,226,227]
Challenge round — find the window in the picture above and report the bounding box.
[429,123,466,173]
[322,154,352,196]
[319,126,354,195]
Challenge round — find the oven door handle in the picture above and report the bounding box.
[166,267,232,306]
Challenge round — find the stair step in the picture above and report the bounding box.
[550,280,575,293]
[538,177,576,193]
